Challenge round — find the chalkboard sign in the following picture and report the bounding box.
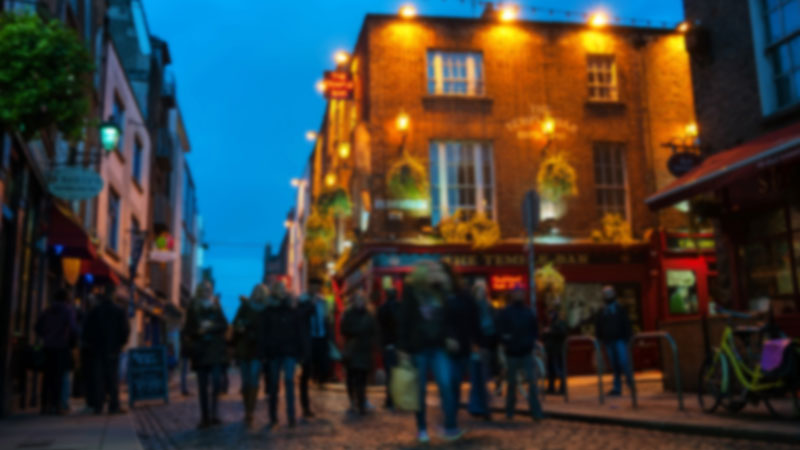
[127,346,169,407]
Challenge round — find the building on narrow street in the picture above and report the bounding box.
[296,5,706,371]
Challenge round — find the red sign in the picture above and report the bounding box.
[324,70,354,100]
[490,274,526,291]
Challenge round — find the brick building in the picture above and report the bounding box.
[303,7,702,363]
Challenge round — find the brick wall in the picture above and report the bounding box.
[347,16,695,241]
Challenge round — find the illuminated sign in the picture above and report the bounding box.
[490,275,526,291]
[323,70,354,100]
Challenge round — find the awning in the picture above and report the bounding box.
[80,258,121,285]
[48,204,97,259]
[647,121,800,209]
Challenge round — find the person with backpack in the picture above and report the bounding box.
[497,289,543,421]
[232,283,269,427]
[35,288,79,415]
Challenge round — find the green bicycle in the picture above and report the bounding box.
[698,311,800,420]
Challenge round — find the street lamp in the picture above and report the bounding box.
[334,50,349,65]
[338,142,351,159]
[399,4,417,19]
[306,130,318,141]
[325,172,337,187]
[99,118,122,152]
[676,21,690,33]
[589,11,610,28]
[498,4,519,22]
[396,112,410,132]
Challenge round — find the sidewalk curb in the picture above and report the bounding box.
[503,407,800,445]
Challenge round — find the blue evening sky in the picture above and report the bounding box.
[141,0,683,318]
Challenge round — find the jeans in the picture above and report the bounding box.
[467,353,490,416]
[505,354,543,419]
[299,360,312,414]
[545,344,565,392]
[197,365,222,422]
[346,366,368,413]
[61,372,71,411]
[412,348,456,433]
[239,359,261,391]
[382,347,397,408]
[93,353,121,413]
[180,357,190,394]
[41,348,69,413]
[449,355,470,413]
[268,357,296,423]
[604,340,634,393]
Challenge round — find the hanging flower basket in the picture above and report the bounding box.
[305,210,335,241]
[439,210,471,244]
[438,210,501,249]
[535,262,565,297]
[303,236,332,267]
[469,212,501,249]
[537,153,578,203]
[317,187,353,217]
[590,213,635,244]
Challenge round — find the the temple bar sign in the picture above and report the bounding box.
[323,70,354,100]
[374,251,645,268]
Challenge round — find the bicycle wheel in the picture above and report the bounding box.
[698,353,726,413]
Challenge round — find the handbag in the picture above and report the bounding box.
[390,361,420,412]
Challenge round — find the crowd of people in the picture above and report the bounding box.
[176,259,634,444]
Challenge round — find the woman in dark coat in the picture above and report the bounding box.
[232,283,269,427]
[182,281,229,429]
[340,290,376,415]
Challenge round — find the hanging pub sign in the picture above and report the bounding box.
[47,166,103,200]
[667,151,703,177]
[150,232,177,263]
[323,70,354,100]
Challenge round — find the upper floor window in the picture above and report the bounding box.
[429,141,494,225]
[593,142,629,219]
[107,189,120,252]
[132,137,143,184]
[427,51,484,96]
[587,54,618,102]
[762,0,800,107]
[112,95,126,151]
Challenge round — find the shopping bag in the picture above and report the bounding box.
[390,361,420,412]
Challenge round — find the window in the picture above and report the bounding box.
[429,141,494,224]
[587,54,618,102]
[593,142,629,218]
[762,1,800,107]
[112,95,125,151]
[132,137,143,184]
[427,51,484,96]
[107,190,120,251]
[741,207,797,298]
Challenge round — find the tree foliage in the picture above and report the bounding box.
[0,12,94,141]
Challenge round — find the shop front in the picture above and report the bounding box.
[336,240,662,374]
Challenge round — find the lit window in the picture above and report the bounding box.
[132,137,143,183]
[108,190,120,251]
[587,54,618,102]
[427,51,484,96]
[429,141,494,224]
[593,142,628,219]
[762,0,800,107]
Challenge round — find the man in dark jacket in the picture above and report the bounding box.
[543,304,568,394]
[595,286,634,396]
[497,289,543,420]
[35,288,79,415]
[442,265,480,418]
[296,277,329,418]
[260,280,302,428]
[377,284,399,409]
[82,290,130,415]
[341,290,376,415]
[183,281,229,428]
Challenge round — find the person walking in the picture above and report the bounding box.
[595,286,634,396]
[183,281,229,429]
[543,303,568,394]
[35,288,79,415]
[260,280,302,428]
[82,290,130,415]
[497,289,543,421]
[441,264,479,420]
[296,277,329,418]
[341,290,377,416]
[376,282,399,410]
[468,280,495,420]
[232,283,269,427]
[398,261,463,443]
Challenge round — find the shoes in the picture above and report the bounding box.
[606,390,622,397]
[288,418,296,428]
[440,428,465,442]
[197,420,211,430]
[303,410,315,418]
[417,430,430,444]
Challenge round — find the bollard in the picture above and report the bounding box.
[562,335,605,405]
[627,331,684,411]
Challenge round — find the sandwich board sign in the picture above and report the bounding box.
[127,346,169,407]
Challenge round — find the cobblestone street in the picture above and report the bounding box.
[132,382,797,450]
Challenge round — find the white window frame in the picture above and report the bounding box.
[427,50,485,96]
[593,142,630,220]
[429,141,495,224]
[587,54,619,102]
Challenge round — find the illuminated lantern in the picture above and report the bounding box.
[62,257,81,285]
[98,119,121,151]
